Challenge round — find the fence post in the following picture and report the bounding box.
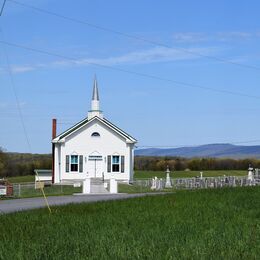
[18,184,21,197]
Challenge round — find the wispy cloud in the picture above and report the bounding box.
[0,101,27,110]
[4,46,218,74]
[11,65,36,73]
[173,32,208,43]
[216,31,252,41]
[172,31,260,43]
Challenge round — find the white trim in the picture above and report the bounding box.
[53,116,137,144]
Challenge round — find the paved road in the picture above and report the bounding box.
[0,193,166,214]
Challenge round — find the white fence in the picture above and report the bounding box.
[10,183,81,198]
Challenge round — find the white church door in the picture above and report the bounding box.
[88,152,103,178]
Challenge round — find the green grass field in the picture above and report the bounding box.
[7,175,35,183]
[7,170,247,183]
[134,170,246,179]
[0,187,259,259]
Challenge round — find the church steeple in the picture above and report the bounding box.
[92,75,99,101]
[88,75,103,119]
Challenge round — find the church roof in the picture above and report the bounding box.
[52,116,137,144]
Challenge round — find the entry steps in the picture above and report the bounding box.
[59,178,109,194]
[90,178,109,194]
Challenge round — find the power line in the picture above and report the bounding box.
[0,26,51,213]
[0,0,6,16]
[1,40,260,100]
[7,0,260,72]
[0,31,32,154]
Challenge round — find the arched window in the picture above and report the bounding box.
[91,132,100,137]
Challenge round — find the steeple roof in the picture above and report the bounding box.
[92,75,99,101]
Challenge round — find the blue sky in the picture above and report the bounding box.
[1,0,260,153]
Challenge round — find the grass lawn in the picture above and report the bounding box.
[0,187,259,259]
[7,175,35,183]
[135,170,247,179]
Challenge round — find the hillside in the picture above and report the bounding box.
[135,143,260,158]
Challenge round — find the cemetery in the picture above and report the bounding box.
[0,166,259,198]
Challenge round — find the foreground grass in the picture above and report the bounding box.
[0,187,259,259]
[7,170,247,183]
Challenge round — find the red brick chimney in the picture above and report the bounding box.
[52,118,57,139]
[52,119,57,184]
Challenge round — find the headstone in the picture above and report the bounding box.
[248,165,254,182]
[157,178,163,190]
[165,166,172,188]
[151,177,157,190]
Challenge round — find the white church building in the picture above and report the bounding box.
[51,77,137,184]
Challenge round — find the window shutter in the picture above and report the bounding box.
[79,155,83,173]
[66,155,69,172]
[121,156,125,173]
[107,156,111,172]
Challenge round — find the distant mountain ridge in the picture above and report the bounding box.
[135,143,260,159]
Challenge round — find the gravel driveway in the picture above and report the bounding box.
[0,193,166,214]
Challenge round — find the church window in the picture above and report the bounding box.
[91,132,100,137]
[70,155,78,172]
[112,155,120,172]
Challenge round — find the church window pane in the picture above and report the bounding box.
[70,155,78,172]
[112,155,120,172]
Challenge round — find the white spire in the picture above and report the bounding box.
[92,75,99,101]
[88,75,103,119]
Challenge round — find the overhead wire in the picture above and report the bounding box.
[0,40,260,100]
[2,0,260,155]
[0,15,51,213]
[0,0,6,16]
[7,0,260,72]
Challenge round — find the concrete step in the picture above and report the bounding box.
[91,178,104,185]
[90,184,109,194]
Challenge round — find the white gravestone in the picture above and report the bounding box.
[248,165,254,182]
[151,177,157,190]
[165,166,172,188]
[157,178,163,190]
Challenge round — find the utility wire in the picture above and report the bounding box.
[0,31,32,155]
[0,0,6,16]
[7,0,260,72]
[0,26,51,214]
[0,40,260,100]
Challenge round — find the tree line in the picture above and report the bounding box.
[0,148,52,178]
[0,147,260,178]
[134,156,260,171]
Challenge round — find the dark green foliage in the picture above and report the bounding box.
[0,150,51,178]
[0,187,259,259]
[135,156,260,171]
